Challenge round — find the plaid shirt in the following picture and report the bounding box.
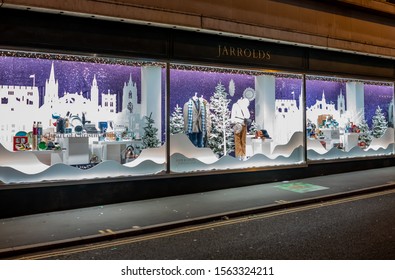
[184,98,206,135]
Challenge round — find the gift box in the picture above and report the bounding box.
[13,136,29,151]
[317,114,332,127]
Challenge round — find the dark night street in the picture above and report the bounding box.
[20,189,395,260]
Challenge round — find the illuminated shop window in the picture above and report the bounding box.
[0,51,166,184]
[169,64,305,173]
[306,75,394,160]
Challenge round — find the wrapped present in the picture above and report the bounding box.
[13,136,30,151]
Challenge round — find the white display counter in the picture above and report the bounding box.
[320,128,340,140]
[344,133,359,152]
[30,150,64,165]
[92,140,141,163]
[246,135,273,156]
[57,136,90,165]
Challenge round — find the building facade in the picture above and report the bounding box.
[0,1,394,217]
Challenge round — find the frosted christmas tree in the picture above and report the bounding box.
[208,82,233,156]
[371,106,388,138]
[142,113,160,148]
[170,104,184,134]
[249,120,259,134]
[358,118,372,147]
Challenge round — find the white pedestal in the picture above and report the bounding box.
[319,128,340,150]
[251,138,273,155]
[252,139,262,154]
[58,136,90,165]
[320,128,340,140]
[30,150,64,165]
[318,138,340,150]
[262,139,273,155]
[246,135,254,157]
[344,133,359,152]
[92,140,140,163]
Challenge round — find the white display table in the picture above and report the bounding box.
[318,138,341,150]
[344,133,359,152]
[92,140,140,163]
[320,128,340,140]
[30,150,64,165]
[246,135,254,157]
[251,138,273,155]
[57,136,90,165]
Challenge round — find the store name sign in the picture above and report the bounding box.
[217,45,271,60]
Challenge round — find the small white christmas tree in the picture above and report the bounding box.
[170,104,184,135]
[142,113,160,148]
[358,118,372,147]
[371,106,388,138]
[208,82,233,156]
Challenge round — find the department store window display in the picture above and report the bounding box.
[169,64,304,173]
[0,51,166,184]
[306,75,394,160]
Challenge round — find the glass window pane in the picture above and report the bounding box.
[169,64,305,173]
[306,75,394,160]
[0,52,166,184]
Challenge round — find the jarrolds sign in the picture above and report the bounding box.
[172,31,306,70]
[216,45,271,61]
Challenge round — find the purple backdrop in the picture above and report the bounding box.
[0,56,142,112]
[170,69,255,112]
[1,56,392,131]
[275,77,303,108]
[364,84,393,126]
[306,77,393,127]
[170,70,303,119]
[306,79,346,109]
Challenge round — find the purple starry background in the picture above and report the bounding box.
[306,78,393,127]
[0,56,142,112]
[170,69,303,119]
[170,69,255,113]
[306,79,346,109]
[275,77,303,108]
[364,84,393,127]
[1,56,391,131]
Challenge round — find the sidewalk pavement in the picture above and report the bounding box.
[1,166,395,258]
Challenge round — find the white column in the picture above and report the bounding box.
[141,66,162,139]
[255,75,275,136]
[346,82,364,124]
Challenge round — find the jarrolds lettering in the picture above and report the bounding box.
[217,45,271,60]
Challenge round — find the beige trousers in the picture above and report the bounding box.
[234,124,247,158]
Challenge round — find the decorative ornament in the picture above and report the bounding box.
[229,79,235,97]
[38,141,47,151]
[243,87,256,101]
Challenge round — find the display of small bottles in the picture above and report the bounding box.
[32,121,43,150]
[32,121,37,150]
[37,121,43,144]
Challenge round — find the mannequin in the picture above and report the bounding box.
[183,93,206,147]
[199,94,211,147]
[231,97,250,160]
